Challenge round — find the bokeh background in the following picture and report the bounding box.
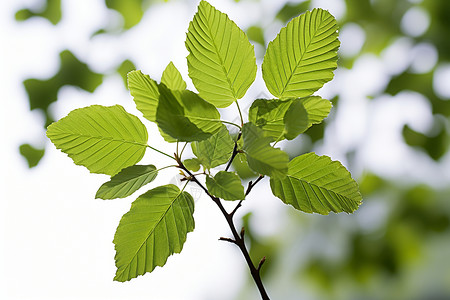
[2,0,450,299]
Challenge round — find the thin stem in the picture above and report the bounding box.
[179,143,188,158]
[245,175,265,196]
[177,161,270,300]
[221,119,242,130]
[147,145,176,161]
[235,100,244,127]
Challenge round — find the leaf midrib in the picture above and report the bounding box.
[53,131,147,147]
[200,6,238,100]
[289,174,356,204]
[279,12,330,97]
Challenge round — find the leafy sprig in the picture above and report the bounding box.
[47,2,362,299]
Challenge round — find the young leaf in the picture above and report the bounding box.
[47,105,148,175]
[270,153,362,215]
[161,62,187,90]
[95,165,158,199]
[262,8,340,99]
[248,98,308,141]
[191,125,234,169]
[242,122,288,179]
[113,184,195,282]
[206,171,245,200]
[185,0,257,108]
[183,158,201,172]
[128,70,159,122]
[156,84,222,142]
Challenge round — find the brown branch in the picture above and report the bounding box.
[177,161,270,300]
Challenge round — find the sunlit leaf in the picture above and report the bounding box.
[161,62,187,90]
[96,165,158,199]
[300,96,332,126]
[191,125,234,169]
[262,8,339,99]
[242,122,288,179]
[113,184,195,282]
[128,70,159,122]
[47,105,148,175]
[206,171,245,200]
[270,152,362,214]
[185,0,257,107]
[156,84,222,142]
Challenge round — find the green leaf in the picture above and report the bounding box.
[206,171,245,200]
[191,125,234,169]
[113,184,195,282]
[249,96,331,140]
[47,105,148,175]
[270,153,362,215]
[300,96,332,126]
[183,158,201,172]
[128,70,159,122]
[262,8,340,99]
[185,0,257,108]
[242,123,288,179]
[156,84,222,142]
[248,98,308,140]
[161,62,187,90]
[283,100,309,140]
[232,152,258,179]
[95,165,158,200]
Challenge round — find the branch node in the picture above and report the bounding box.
[219,237,237,244]
[257,256,266,272]
[240,227,245,239]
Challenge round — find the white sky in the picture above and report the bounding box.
[1,0,450,299]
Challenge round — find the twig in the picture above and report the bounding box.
[245,175,265,196]
[225,132,242,172]
[177,160,270,300]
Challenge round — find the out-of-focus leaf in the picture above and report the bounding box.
[24,50,103,127]
[276,1,311,23]
[105,0,145,29]
[47,105,148,175]
[19,144,45,168]
[386,71,450,116]
[117,60,136,88]
[402,121,448,161]
[15,0,62,25]
[246,25,265,46]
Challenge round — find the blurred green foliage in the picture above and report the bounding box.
[19,144,45,168]
[15,0,61,25]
